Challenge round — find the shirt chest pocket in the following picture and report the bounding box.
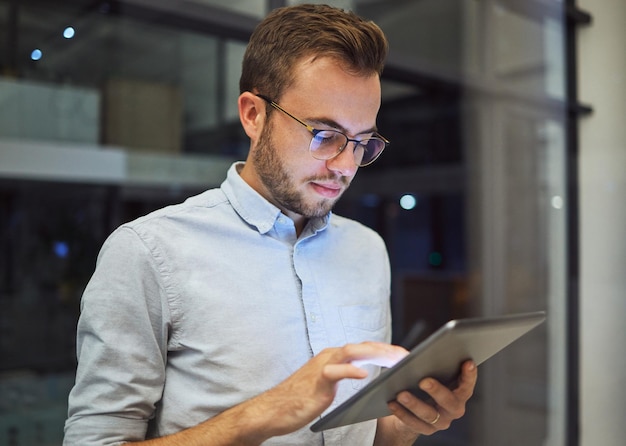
[339,304,388,342]
[339,304,389,390]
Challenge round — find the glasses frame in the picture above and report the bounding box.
[256,94,389,167]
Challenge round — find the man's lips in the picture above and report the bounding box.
[310,181,343,198]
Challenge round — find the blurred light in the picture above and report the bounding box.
[551,195,564,209]
[31,49,42,61]
[428,252,443,267]
[53,241,70,259]
[399,194,417,210]
[63,27,75,39]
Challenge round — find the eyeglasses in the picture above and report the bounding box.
[257,94,389,167]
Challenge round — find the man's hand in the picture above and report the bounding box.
[136,342,408,446]
[375,360,478,445]
[245,341,408,440]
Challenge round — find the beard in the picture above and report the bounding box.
[252,121,350,219]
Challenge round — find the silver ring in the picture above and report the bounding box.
[428,411,441,425]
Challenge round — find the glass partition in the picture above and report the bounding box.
[0,1,570,444]
[0,0,249,158]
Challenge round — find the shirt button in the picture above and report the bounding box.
[311,313,317,323]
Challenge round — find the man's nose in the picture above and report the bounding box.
[325,142,359,177]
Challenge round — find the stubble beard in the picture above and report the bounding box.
[252,122,348,219]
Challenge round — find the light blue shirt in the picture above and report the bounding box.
[64,162,392,445]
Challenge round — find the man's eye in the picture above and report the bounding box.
[315,132,342,144]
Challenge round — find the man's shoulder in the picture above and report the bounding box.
[100,187,231,256]
[126,188,228,228]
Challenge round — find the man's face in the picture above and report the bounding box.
[250,56,382,223]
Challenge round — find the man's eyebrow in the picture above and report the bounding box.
[308,117,378,136]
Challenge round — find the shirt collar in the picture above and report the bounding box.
[221,162,330,235]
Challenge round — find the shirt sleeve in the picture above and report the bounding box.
[64,226,172,445]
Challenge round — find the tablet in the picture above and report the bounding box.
[310,310,546,432]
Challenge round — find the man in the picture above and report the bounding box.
[64,4,476,445]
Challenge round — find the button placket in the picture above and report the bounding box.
[293,241,329,356]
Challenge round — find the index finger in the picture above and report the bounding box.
[420,360,477,405]
[335,342,408,368]
[455,360,477,400]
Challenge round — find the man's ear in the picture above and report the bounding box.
[238,92,265,141]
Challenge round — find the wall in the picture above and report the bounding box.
[578,0,626,444]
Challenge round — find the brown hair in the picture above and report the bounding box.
[239,4,388,101]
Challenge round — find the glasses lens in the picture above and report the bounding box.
[357,138,386,166]
[310,130,346,159]
[309,130,387,166]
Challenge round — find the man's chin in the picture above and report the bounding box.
[303,200,337,219]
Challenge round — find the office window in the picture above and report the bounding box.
[0,1,572,444]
